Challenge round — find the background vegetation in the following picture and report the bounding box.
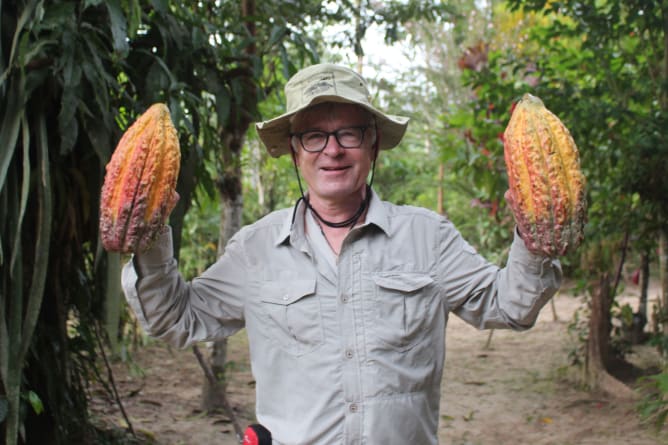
[1,0,667,443]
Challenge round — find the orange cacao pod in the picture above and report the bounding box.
[503,93,586,257]
[99,103,180,253]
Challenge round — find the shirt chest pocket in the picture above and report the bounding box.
[259,279,323,356]
[370,272,435,352]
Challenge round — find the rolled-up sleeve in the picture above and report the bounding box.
[439,222,562,330]
[121,226,246,348]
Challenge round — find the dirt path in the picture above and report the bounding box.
[440,292,665,445]
[91,290,668,444]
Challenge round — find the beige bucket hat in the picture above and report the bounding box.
[256,63,410,158]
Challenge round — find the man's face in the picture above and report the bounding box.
[291,103,377,205]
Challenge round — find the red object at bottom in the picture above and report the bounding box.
[243,429,258,445]
[243,424,272,445]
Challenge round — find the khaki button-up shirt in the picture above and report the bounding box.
[122,189,562,445]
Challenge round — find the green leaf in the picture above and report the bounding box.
[126,0,142,38]
[27,391,44,415]
[138,50,177,96]
[650,372,668,393]
[80,28,116,112]
[17,36,57,69]
[82,118,112,165]
[58,88,79,155]
[38,2,76,30]
[267,25,286,48]
[105,0,129,55]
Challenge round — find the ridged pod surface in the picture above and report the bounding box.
[99,103,180,253]
[503,93,586,257]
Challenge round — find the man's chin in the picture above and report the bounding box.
[310,185,366,202]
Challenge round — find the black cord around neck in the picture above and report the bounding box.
[305,185,371,228]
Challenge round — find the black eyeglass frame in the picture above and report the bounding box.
[290,126,371,153]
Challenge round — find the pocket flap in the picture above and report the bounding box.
[373,272,434,293]
[260,279,317,305]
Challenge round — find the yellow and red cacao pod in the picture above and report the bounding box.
[99,103,180,253]
[503,93,586,257]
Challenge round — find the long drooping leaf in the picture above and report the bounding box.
[0,176,18,383]
[3,147,23,445]
[0,76,24,195]
[19,110,52,362]
[9,115,30,276]
[0,0,41,84]
[0,162,11,381]
[0,262,6,384]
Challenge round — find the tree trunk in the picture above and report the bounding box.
[587,273,612,372]
[585,273,637,399]
[660,226,668,353]
[171,136,200,259]
[639,249,650,319]
[199,0,256,413]
[201,340,231,410]
[201,172,243,411]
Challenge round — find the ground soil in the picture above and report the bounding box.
[90,282,668,445]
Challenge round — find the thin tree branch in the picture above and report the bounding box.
[192,344,243,443]
[94,323,136,437]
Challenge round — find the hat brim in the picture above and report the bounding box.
[256,95,409,158]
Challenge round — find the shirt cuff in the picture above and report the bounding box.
[133,225,174,277]
[121,259,151,330]
[122,225,174,333]
[510,226,560,271]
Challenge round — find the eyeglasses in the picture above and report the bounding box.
[291,126,370,153]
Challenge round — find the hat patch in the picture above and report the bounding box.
[302,72,336,101]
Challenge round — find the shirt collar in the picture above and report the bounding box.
[274,187,390,247]
[361,187,390,235]
[275,198,307,248]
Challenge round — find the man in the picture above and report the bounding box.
[122,63,562,444]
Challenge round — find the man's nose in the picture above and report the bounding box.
[321,134,345,156]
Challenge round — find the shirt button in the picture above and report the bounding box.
[341,294,349,303]
[349,403,358,413]
[345,349,354,359]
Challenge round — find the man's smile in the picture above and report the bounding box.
[320,165,350,172]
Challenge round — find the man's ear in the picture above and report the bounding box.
[290,138,299,167]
